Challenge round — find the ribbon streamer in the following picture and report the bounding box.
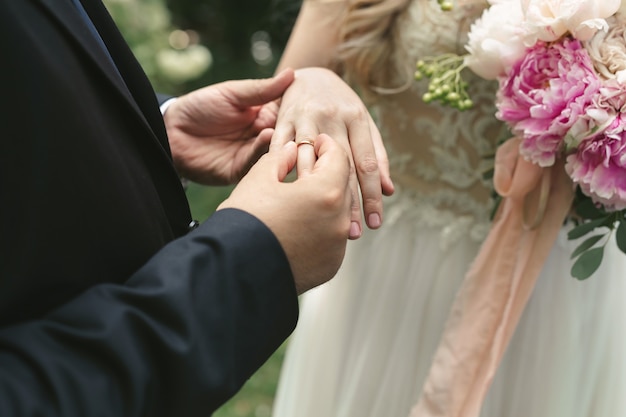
[410,137,575,417]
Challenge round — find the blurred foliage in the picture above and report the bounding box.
[164,0,303,85]
[103,1,302,416]
[104,0,212,95]
[105,0,303,95]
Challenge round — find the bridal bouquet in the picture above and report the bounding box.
[417,0,626,279]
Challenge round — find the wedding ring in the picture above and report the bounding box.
[297,139,315,148]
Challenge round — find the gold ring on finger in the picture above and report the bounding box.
[297,139,315,148]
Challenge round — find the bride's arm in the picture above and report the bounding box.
[276,0,345,71]
[274,0,394,236]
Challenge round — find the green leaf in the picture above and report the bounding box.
[571,247,604,280]
[489,196,502,221]
[570,234,604,259]
[574,198,606,220]
[482,167,494,181]
[567,217,609,240]
[616,219,626,255]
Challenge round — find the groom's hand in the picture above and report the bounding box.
[164,69,295,185]
[219,133,352,294]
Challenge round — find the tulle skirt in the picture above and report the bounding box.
[271,213,626,417]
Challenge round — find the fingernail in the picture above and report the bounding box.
[349,221,362,239]
[368,213,381,229]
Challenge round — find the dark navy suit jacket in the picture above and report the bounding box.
[0,0,298,415]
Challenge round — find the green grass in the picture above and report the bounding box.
[185,182,234,222]
[213,343,287,417]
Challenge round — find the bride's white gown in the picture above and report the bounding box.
[272,1,626,416]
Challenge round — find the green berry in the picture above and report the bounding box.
[446,92,460,102]
[440,1,453,11]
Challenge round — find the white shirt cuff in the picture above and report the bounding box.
[159,98,177,115]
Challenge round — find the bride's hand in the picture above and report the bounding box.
[271,67,395,240]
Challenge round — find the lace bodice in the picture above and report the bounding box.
[370,0,506,245]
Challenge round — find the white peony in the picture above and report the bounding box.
[522,0,621,43]
[464,0,526,79]
[586,14,626,83]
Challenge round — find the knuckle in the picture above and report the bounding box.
[343,105,366,124]
[347,104,368,120]
[362,198,382,217]
[305,101,336,118]
[356,154,379,175]
[320,187,345,209]
[363,193,382,208]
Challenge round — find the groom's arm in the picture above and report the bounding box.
[0,209,298,417]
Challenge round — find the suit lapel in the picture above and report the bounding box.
[80,0,173,149]
[35,0,171,151]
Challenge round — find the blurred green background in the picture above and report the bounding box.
[101,0,301,415]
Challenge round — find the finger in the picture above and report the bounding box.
[253,101,280,133]
[309,134,352,236]
[252,128,274,155]
[276,141,298,182]
[299,122,362,238]
[296,139,317,179]
[342,149,363,239]
[310,134,351,187]
[368,113,395,196]
[309,121,363,238]
[227,68,295,109]
[294,122,320,179]
[256,140,297,183]
[269,123,296,152]
[347,114,384,231]
[243,128,274,173]
[296,120,363,239]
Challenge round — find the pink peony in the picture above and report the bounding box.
[565,112,626,211]
[565,79,626,148]
[496,37,601,166]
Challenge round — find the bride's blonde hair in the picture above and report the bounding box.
[327,0,414,97]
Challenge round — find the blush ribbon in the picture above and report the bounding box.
[409,137,575,417]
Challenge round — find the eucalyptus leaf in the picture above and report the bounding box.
[571,247,604,280]
[616,220,626,255]
[570,234,604,259]
[567,217,609,240]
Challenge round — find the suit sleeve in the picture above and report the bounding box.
[156,93,174,107]
[0,208,299,417]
